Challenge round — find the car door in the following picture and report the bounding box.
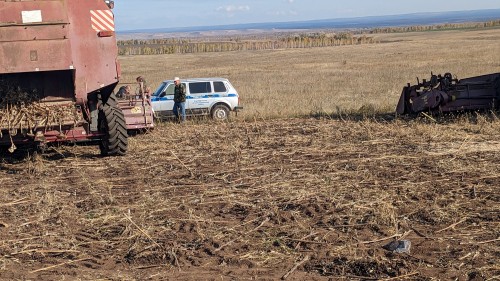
[187,81,212,115]
[154,83,176,118]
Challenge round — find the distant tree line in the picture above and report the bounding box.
[117,33,376,56]
[117,20,500,56]
[368,20,500,34]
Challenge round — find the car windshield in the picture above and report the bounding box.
[152,82,168,97]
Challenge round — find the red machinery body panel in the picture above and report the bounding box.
[1,0,152,151]
[0,0,119,104]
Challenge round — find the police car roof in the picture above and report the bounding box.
[161,78,230,83]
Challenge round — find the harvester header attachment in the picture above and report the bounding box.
[396,72,500,115]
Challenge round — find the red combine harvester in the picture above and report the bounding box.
[396,72,500,116]
[0,0,153,156]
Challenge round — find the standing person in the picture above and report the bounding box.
[136,76,151,99]
[173,77,186,123]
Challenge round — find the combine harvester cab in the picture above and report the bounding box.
[0,0,153,156]
[396,72,500,116]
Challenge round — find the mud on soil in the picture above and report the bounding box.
[0,117,499,280]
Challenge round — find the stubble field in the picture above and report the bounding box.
[0,29,499,280]
[119,28,500,117]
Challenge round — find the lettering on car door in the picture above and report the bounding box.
[188,82,212,112]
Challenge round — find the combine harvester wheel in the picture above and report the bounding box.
[98,94,128,156]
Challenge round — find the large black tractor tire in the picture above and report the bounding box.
[98,95,128,156]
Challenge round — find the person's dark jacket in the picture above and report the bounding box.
[116,86,129,99]
[174,84,186,103]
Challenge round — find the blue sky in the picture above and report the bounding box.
[113,0,500,31]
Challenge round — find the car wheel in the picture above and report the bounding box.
[211,104,230,121]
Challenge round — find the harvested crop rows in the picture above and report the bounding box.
[0,117,499,280]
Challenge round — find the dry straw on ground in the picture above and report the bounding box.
[1,116,499,280]
[0,28,500,280]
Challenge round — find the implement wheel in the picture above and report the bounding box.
[98,94,128,156]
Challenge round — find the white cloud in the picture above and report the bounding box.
[286,0,294,3]
[273,10,298,16]
[216,5,250,13]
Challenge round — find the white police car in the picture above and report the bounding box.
[151,78,242,121]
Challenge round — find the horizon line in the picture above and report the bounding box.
[117,8,500,34]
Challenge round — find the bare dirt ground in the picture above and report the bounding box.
[0,117,499,280]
